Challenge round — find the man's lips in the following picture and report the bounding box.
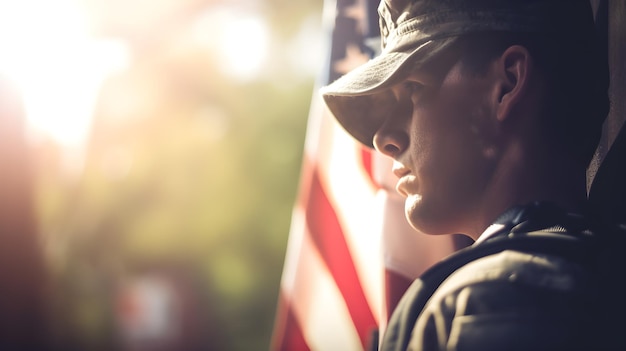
[392,164,414,197]
[395,174,417,197]
[392,163,410,179]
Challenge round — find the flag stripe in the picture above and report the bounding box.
[304,165,378,348]
[278,203,363,351]
[298,234,362,351]
[316,113,383,318]
[271,295,311,351]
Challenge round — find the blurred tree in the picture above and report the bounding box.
[34,1,321,349]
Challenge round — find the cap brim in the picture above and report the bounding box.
[321,36,458,148]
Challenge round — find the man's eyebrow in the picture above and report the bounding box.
[406,65,434,81]
[405,66,444,85]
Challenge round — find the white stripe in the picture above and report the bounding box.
[280,206,308,293]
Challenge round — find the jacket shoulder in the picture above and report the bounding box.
[408,249,594,351]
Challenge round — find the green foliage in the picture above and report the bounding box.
[34,2,320,349]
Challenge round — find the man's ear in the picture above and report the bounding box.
[495,45,532,122]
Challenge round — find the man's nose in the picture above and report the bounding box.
[372,127,409,158]
[372,90,411,158]
[372,114,410,158]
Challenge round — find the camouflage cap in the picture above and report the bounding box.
[321,0,597,148]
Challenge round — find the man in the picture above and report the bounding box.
[321,0,624,350]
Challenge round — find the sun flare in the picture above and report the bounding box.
[0,0,129,147]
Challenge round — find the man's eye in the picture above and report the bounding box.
[405,82,424,94]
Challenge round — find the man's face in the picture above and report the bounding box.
[373,51,500,237]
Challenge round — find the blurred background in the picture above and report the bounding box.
[0,0,323,349]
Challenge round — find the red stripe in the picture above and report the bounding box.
[304,166,378,349]
[271,295,311,351]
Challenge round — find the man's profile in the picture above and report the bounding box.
[320,0,624,350]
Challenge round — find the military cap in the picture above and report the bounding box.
[321,0,598,148]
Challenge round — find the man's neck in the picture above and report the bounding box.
[471,140,588,241]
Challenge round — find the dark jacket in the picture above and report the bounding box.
[381,202,625,351]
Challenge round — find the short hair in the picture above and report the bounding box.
[456,31,609,167]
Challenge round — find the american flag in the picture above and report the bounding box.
[271,0,466,349]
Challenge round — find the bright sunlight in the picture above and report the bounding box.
[0,0,275,146]
[0,0,129,147]
[192,7,270,82]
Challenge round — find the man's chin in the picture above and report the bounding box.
[404,194,429,232]
[404,194,423,210]
[404,196,457,236]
